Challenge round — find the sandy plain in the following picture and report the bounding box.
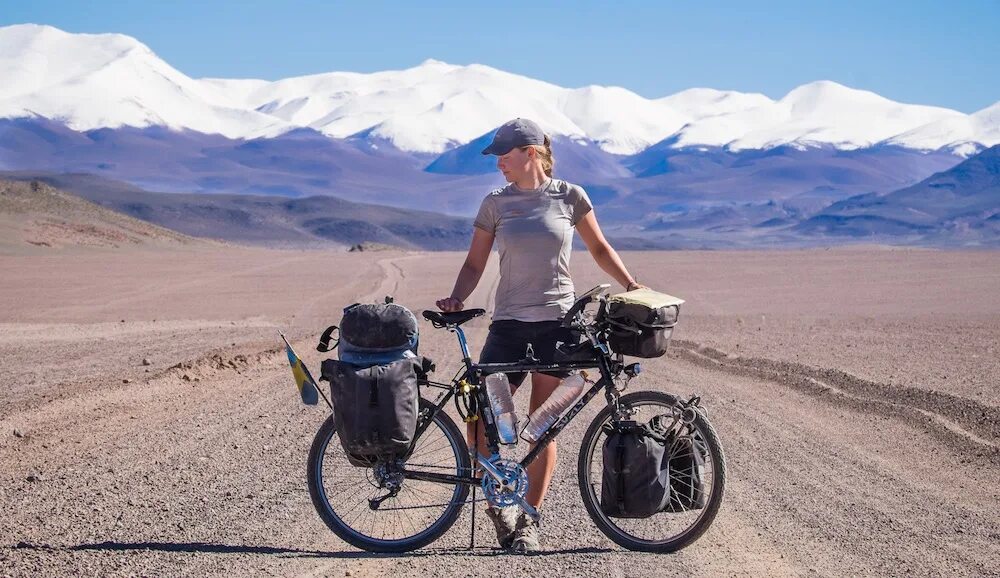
[1,245,998,577]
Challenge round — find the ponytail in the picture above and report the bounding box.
[524,136,555,177]
[540,135,554,177]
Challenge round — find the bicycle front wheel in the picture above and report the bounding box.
[577,390,726,553]
[307,398,470,552]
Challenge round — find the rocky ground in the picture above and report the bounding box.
[1,246,997,577]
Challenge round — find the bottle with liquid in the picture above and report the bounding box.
[521,371,589,443]
[484,372,518,444]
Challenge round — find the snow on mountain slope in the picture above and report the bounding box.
[1,24,996,155]
[216,61,579,152]
[885,100,1000,155]
[657,88,774,118]
[0,24,290,138]
[671,81,964,150]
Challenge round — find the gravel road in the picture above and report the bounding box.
[1,247,997,577]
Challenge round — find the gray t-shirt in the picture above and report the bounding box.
[473,178,594,322]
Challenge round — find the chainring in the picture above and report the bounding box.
[480,458,529,507]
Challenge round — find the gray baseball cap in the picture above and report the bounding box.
[481,118,546,156]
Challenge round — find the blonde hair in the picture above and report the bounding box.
[523,134,555,177]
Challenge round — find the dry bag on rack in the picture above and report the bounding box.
[318,298,420,366]
[605,288,684,358]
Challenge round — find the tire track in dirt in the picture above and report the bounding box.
[671,339,1000,458]
[1,253,415,444]
[0,254,423,577]
[287,253,422,351]
[54,254,321,318]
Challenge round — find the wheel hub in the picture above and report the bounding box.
[373,460,403,492]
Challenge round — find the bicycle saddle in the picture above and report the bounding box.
[422,309,486,327]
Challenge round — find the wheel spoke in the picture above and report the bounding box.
[307,403,470,551]
[578,392,726,552]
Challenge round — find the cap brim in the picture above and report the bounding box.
[481,142,513,156]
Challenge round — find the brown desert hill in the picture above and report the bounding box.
[0,172,474,250]
[0,179,207,251]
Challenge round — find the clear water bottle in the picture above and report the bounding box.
[522,371,589,443]
[484,373,518,444]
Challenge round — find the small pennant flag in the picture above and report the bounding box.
[280,332,319,406]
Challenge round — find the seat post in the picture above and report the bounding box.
[452,325,472,361]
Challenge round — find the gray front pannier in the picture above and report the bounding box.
[600,416,707,518]
[320,357,423,465]
[600,420,671,518]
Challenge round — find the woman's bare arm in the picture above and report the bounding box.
[575,211,646,290]
[436,227,494,311]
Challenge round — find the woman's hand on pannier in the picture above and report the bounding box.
[626,281,649,291]
[436,297,464,312]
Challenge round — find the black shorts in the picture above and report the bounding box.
[478,319,582,388]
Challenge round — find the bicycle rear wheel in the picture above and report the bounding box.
[577,390,726,553]
[307,398,471,552]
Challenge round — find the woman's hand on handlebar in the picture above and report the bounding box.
[435,297,464,312]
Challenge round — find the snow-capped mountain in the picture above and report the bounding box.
[0,24,291,139]
[886,101,1000,156]
[670,81,966,151]
[2,24,998,156]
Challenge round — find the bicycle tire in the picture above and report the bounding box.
[577,390,726,553]
[307,398,471,552]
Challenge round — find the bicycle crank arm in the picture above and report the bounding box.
[476,455,514,488]
[513,495,540,522]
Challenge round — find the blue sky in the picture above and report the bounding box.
[3,0,998,112]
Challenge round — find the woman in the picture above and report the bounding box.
[435,118,646,553]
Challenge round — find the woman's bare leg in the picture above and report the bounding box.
[468,373,561,507]
[524,371,562,509]
[467,377,519,459]
[468,419,489,460]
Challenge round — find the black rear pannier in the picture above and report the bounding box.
[317,298,432,465]
[320,357,423,464]
[600,416,706,518]
[605,289,683,358]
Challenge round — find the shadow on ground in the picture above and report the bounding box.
[10,541,613,558]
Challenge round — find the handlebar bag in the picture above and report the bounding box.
[320,357,422,464]
[606,289,683,358]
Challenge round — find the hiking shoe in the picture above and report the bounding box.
[511,512,541,554]
[484,506,519,550]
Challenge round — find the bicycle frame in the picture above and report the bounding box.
[400,318,622,489]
